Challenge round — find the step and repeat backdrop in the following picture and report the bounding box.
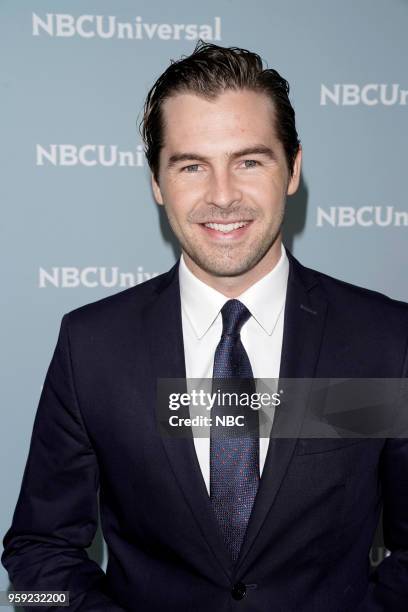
[1,0,407,605]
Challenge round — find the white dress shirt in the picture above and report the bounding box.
[179,244,289,495]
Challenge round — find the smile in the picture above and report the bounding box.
[203,221,250,233]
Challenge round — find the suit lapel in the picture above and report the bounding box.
[142,251,329,578]
[142,261,234,580]
[235,249,329,574]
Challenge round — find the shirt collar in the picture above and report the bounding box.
[179,244,289,339]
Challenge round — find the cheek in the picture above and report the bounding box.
[165,172,201,195]
[240,168,285,192]
[245,180,285,210]
[164,183,204,216]
[161,189,193,228]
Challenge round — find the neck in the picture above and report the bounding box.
[182,238,282,298]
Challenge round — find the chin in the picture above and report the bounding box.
[182,234,279,278]
[191,253,259,278]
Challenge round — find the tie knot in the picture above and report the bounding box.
[221,299,251,337]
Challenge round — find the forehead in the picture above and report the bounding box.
[160,89,280,153]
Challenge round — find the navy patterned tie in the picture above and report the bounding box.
[210,299,260,562]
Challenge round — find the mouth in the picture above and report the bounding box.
[199,220,252,238]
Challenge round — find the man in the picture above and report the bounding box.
[2,41,408,611]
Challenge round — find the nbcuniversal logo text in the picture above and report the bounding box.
[32,13,222,41]
[39,267,159,289]
[36,145,145,167]
[320,84,408,106]
[317,206,408,228]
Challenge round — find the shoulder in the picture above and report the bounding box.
[323,272,407,324]
[318,267,407,313]
[289,250,408,329]
[289,253,408,375]
[61,262,179,332]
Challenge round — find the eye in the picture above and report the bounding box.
[243,159,259,168]
[182,164,201,173]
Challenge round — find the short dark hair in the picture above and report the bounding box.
[140,40,300,182]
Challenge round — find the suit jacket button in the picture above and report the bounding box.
[231,582,246,600]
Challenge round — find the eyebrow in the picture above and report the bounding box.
[166,145,277,168]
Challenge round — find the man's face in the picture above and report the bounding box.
[152,88,301,279]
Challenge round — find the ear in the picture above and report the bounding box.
[287,145,302,196]
[151,173,164,206]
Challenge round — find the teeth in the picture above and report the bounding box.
[204,221,248,233]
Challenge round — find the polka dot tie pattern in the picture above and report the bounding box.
[210,299,260,563]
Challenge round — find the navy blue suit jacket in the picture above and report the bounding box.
[2,250,408,611]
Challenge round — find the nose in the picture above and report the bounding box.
[204,167,242,209]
